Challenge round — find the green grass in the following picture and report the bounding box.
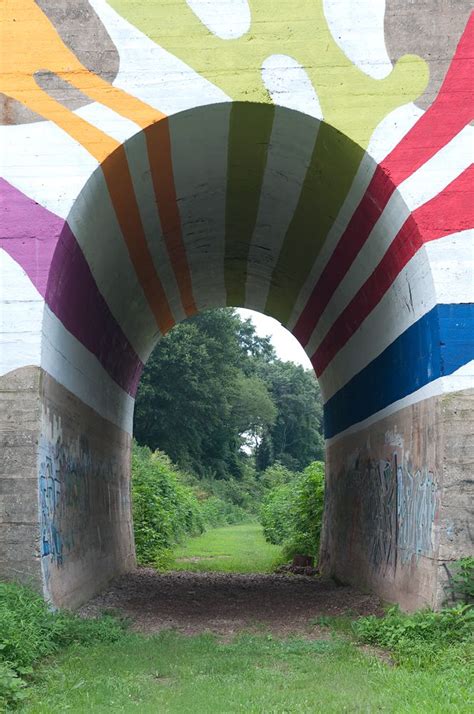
[21,631,473,713]
[169,522,284,573]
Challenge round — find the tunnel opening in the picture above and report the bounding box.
[7,99,462,610]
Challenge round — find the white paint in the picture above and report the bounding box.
[367,102,424,165]
[89,0,229,114]
[399,125,473,212]
[0,0,229,219]
[246,107,320,312]
[186,0,251,39]
[317,247,436,401]
[41,307,135,434]
[325,361,474,446]
[286,102,424,332]
[318,229,474,402]
[125,132,187,326]
[303,125,473,357]
[0,121,97,218]
[169,103,231,312]
[75,102,139,144]
[425,230,474,304]
[305,188,411,359]
[261,55,323,119]
[67,169,159,361]
[323,0,392,80]
[0,250,43,374]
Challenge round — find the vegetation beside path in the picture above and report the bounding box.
[2,582,472,713]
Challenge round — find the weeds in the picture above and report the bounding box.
[0,582,126,709]
[352,604,474,671]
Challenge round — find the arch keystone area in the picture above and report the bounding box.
[1,1,472,609]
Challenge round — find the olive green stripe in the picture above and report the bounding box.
[224,102,275,306]
[264,124,365,324]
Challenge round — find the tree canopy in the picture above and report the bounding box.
[134,308,324,478]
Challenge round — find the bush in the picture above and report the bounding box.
[446,557,474,604]
[260,461,324,560]
[353,605,474,670]
[0,582,125,708]
[132,444,205,566]
[199,496,249,528]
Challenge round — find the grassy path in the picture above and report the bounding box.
[23,631,471,713]
[14,526,472,712]
[170,522,284,573]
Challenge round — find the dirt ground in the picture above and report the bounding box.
[79,568,384,638]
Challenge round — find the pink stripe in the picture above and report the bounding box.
[0,178,62,297]
[0,179,143,395]
[312,166,474,377]
[293,13,474,347]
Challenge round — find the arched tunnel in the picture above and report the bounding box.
[0,1,472,611]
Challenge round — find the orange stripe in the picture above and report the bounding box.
[102,145,175,334]
[145,120,197,316]
[56,67,166,130]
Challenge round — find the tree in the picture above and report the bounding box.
[134,308,324,478]
[256,360,324,471]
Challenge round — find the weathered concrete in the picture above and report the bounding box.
[39,372,135,607]
[0,367,42,590]
[321,391,474,610]
[0,1,472,609]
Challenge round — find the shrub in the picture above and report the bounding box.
[132,444,205,566]
[260,461,324,560]
[199,496,249,528]
[353,605,474,670]
[0,582,125,708]
[446,557,474,604]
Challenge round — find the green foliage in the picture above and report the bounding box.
[353,605,474,670]
[0,582,125,708]
[132,444,205,566]
[256,360,325,471]
[132,443,249,568]
[447,557,474,604]
[198,496,248,528]
[23,628,473,712]
[134,308,325,480]
[261,461,325,559]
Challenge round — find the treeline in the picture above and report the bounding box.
[134,308,324,478]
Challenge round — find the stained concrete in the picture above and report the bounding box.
[0,366,42,589]
[38,372,135,608]
[320,390,474,610]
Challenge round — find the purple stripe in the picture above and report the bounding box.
[46,223,144,396]
[0,178,62,297]
[1,179,143,395]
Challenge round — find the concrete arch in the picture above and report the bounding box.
[12,100,463,609]
[1,4,472,611]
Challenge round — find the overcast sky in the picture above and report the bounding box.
[237,308,313,370]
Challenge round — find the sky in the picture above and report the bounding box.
[237,308,313,370]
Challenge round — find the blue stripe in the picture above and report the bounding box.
[324,303,474,439]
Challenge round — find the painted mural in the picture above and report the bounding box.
[1,0,472,607]
[1,0,472,443]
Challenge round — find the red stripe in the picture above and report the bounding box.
[312,166,474,377]
[293,13,473,348]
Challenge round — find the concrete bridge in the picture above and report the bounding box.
[1,1,472,609]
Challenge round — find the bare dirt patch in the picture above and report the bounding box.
[78,568,383,638]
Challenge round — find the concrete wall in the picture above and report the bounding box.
[0,1,472,608]
[39,372,135,608]
[0,367,42,590]
[321,392,474,610]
